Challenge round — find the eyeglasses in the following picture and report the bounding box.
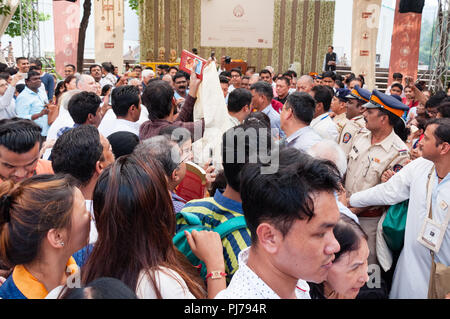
[178,149,193,166]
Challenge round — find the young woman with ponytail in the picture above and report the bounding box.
[0,174,91,299]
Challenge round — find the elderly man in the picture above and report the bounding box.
[307,140,359,224]
[128,78,144,94]
[77,74,98,93]
[297,75,314,94]
[141,69,155,91]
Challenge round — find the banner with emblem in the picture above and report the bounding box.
[388,0,422,86]
[351,0,382,90]
[94,0,125,73]
[200,0,274,48]
[53,1,80,77]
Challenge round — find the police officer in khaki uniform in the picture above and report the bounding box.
[344,90,410,266]
[339,85,370,154]
[331,88,351,135]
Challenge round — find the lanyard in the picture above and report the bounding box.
[319,114,329,121]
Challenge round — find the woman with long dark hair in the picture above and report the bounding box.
[82,155,226,298]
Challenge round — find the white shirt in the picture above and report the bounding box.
[223,113,241,132]
[407,107,417,123]
[349,157,450,299]
[310,112,339,142]
[98,105,149,137]
[99,73,117,88]
[136,267,196,299]
[214,247,311,299]
[0,85,16,119]
[336,195,359,224]
[47,103,75,141]
[98,118,140,138]
[85,200,98,244]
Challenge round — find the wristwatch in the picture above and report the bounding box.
[205,271,227,280]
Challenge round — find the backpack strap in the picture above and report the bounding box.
[213,216,247,239]
[175,212,203,226]
[175,212,247,239]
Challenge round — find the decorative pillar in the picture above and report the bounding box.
[388,0,422,86]
[351,0,382,90]
[94,0,125,73]
[53,1,80,77]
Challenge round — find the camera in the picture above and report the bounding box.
[225,56,231,64]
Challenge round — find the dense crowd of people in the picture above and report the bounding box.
[0,52,449,300]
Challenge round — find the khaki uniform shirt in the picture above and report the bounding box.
[344,129,410,197]
[339,115,367,155]
[333,113,349,136]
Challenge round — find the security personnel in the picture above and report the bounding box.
[331,88,352,135]
[344,90,410,266]
[339,85,370,154]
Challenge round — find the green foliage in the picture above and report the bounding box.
[419,18,434,66]
[128,0,142,14]
[0,2,12,16]
[4,0,50,38]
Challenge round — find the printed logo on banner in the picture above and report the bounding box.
[105,43,115,49]
[233,5,245,18]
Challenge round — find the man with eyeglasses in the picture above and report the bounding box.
[133,133,192,214]
[343,90,410,268]
[228,68,242,93]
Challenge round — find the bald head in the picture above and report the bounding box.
[307,140,347,178]
[249,74,260,86]
[77,74,97,93]
[162,74,173,86]
[297,75,314,94]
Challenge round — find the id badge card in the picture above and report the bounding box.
[417,217,446,253]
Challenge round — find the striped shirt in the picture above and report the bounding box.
[177,190,251,281]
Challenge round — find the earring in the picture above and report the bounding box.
[60,242,65,247]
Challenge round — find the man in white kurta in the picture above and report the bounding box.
[349,119,450,299]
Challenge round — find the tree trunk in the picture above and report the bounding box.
[77,0,92,73]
